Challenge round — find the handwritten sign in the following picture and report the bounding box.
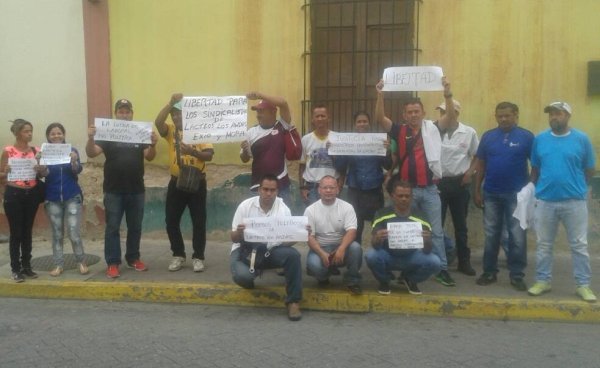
[243,216,308,243]
[7,158,37,181]
[387,222,424,249]
[93,118,152,144]
[182,96,247,144]
[382,66,444,91]
[40,143,71,165]
[328,133,387,156]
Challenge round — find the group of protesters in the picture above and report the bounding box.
[234,79,597,320]
[0,97,207,282]
[1,76,596,321]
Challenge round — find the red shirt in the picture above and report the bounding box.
[391,124,434,187]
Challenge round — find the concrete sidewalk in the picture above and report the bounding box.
[0,235,599,322]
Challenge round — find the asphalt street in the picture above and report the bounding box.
[1,298,598,368]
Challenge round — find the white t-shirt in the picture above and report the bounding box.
[301,131,338,183]
[304,198,357,246]
[230,196,291,252]
[440,122,479,177]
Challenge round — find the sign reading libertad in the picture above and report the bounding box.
[382,66,444,92]
[182,96,248,144]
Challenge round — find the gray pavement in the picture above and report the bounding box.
[2,233,598,299]
[1,298,599,368]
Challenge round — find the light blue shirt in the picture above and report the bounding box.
[531,128,595,201]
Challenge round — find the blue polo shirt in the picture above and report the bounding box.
[531,128,595,201]
[476,126,534,193]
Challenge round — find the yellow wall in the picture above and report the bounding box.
[109,0,600,160]
[418,0,600,146]
[108,0,305,165]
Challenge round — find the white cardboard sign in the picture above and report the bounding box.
[328,133,387,156]
[7,158,37,181]
[93,118,152,144]
[387,222,424,249]
[40,143,71,165]
[382,66,444,91]
[182,96,247,144]
[243,216,309,243]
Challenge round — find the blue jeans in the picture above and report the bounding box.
[104,192,145,265]
[534,199,591,286]
[365,247,441,284]
[45,194,85,267]
[411,185,447,270]
[482,191,527,279]
[306,242,362,285]
[230,246,302,304]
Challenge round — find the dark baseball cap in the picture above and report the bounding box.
[114,99,133,111]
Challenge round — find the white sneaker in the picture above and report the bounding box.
[168,257,185,272]
[192,258,205,272]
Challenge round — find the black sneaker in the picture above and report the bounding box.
[457,261,477,276]
[510,278,527,291]
[476,272,497,286]
[317,279,330,287]
[11,272,25,283]
[21,268,38,279]
[347,284,362,295]
[378,282,391,295]
[402,278,422,295]
[435,270,456,286]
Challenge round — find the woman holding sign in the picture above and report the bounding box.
[43,122,88,277]
[0,119,47,282]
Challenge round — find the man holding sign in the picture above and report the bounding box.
[375,76,457,287]
[230,174,304,321]
[155,93,215,273]
[240,91,301,207]
[86,99,158,278]
[366,179,441,295]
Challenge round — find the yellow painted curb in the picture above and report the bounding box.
[0,279,598,322]
[369,294,600,322]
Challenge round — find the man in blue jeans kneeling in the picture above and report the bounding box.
[366,179,441,295]
[229,174,304,321]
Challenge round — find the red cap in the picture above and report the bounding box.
[251,100,276,111]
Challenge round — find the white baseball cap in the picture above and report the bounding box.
[544,101,572,115]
